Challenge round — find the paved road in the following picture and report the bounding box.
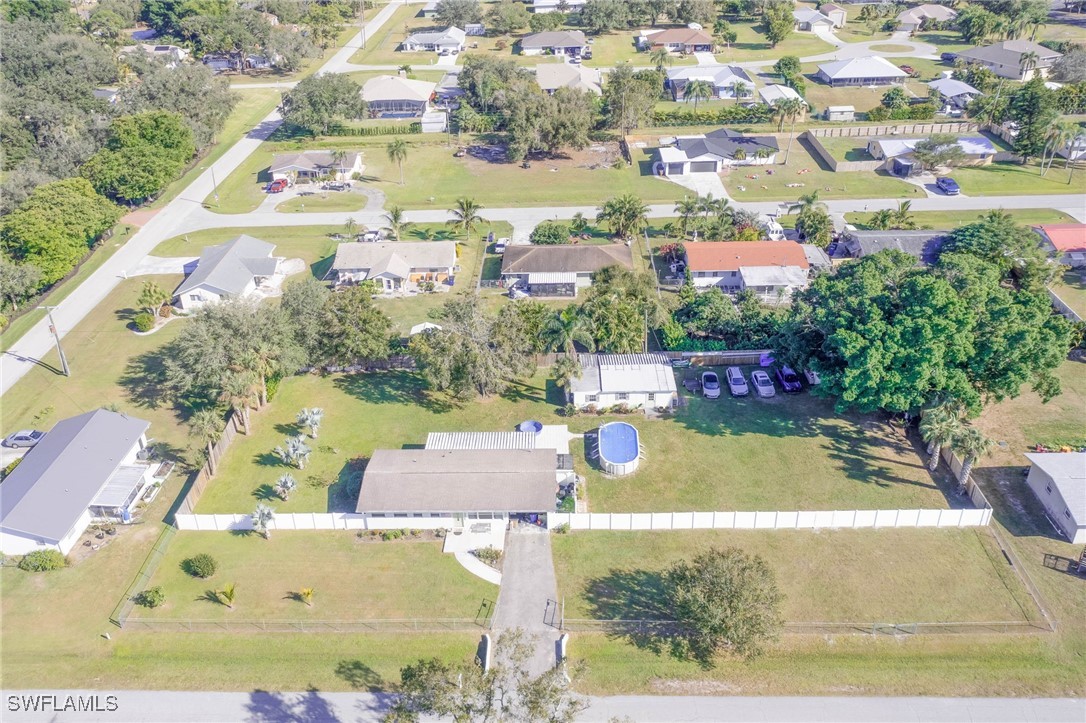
[3,691,1082,722]
[491,524,562,677]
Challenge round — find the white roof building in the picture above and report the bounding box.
[928,78,982,99]
[817,56,908,86]
[362,75,436,104]
[1024,453,1086,544]
[758,84,806,105]
[535,63,602,95]
[568,354,679,409]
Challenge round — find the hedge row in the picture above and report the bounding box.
[326,123,421,136]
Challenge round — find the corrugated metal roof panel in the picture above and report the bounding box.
[425,432,536,451]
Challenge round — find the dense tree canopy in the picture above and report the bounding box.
[318,285,394,365]
[602,64,659,134]
[280,73,366,135]
[82,111,196,203]
[120,62,238,150]
[436,0,482,28]
[1007,78,1059,161]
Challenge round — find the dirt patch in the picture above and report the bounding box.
[121,208,160,227]
[463,142,622,171]
[651,679,749,694]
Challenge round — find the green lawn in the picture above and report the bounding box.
[867,43,915,53]
[553,527,1037,623]
[1050,268,1086,320]
[814,136,874,163]
[832,21,893,44]
[348,2,432,67]
[276,190,375,213]
[914,30,975,55]
[952,161,1083,196]
[136,531,495,620]
[586,30,695,68]
[713,21,834,63]
[844,209,1076,231]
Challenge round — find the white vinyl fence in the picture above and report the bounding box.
[547,507,992,531]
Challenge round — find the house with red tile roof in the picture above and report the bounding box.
[1035,224,1086,267]
[684,241,811,300]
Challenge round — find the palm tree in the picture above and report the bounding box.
[732,148,747,162]
[674,196,699,238]
[570,211,589,236]
[189,408,225,475]
[697,193,730,220]
[920,407,962,472]
[386,138,409,185]
[891,201,916,229]
[220,371,258,435]
[383,205,410,240]
[754,147,771,163]
[732,80,750,105]
[274,435,312,469]
[299,587,314,606]
[331,149,348,178]
[868,208,895,230]
[397,63,412,76]
[684,79,714,114]
[275,473,297,501]
[705,213,735,242]
[1040,121,1079,176]
[218,582,237,609]
[446,198,484,239]
[296,407,324,438]
[788,191,825,215]
[649,46,672,72]
[596,194,649,240]
[951,426,995,492]
[343,217,357,237]
[252,503,275,539]
[543,307,596,356]
[552,355,583,398]
[1019,50,1040,78]
[776,97,806,165]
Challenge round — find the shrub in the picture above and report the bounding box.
[561,403,578,417]
[266,374,282,400]
[584,403,599,416]
[182,553,217,578]
[530,221,571,245]
[18,549,67,572]
[553,523,570,534]
[135,586,165,608]
[474,546,502,567]
[133,312,155,332]
[1,456,22,480]
[381,529,404,541]
[558,495,575,512]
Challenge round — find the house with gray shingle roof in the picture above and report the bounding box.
[956,40,1062,80]
[520,30,588,57]
[500,244,633,297]
[816,56,908,86]
[269,150,363,182]
[666,65,755,102]
[174,235,281,310]
[0,410,155,555]
[330,241,458,293]
[793,8,835,31]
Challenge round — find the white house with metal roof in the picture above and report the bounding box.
[759,84,806,107]
[362,75,437,117]
[1024,453,1086,544]
[330,241,458,293]
[425,425,575,483]
[569,354,678,410]
[174,235,281,310]
[816,56,908,87]
[666,65,755,102]
[401,26,466,53]
[0,410,157,556]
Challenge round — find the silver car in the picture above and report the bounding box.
[725,366,749,396]
[3,430,45,448]
[701,371,721,399]
[750,370,776,398]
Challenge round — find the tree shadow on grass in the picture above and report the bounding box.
[120,348,173,411]
[198,590,226,606]
[247,687,342,723]
[334,660,381,691]
[498,378,548,405]
[252,483,278,502]
[253,451,286,468]
[332,370,454,413]
[328,458,366,512]
[582,568,689,661]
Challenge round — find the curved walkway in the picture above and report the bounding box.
[453,552,502,585]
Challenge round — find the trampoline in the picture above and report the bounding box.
[598,422,640,476]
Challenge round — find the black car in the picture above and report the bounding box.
[775,365,803,393]
[941,52,957,62]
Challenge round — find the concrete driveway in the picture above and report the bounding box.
[492,524,562,677]
[660,171,730,201]
[0,445,28,467]
[128,256,199,276]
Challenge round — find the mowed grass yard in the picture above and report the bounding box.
[712,21,834,63]
[553,527,1037,624]
[844,209,1077,231]
[951,161,1084,196]
[1050,268,1086,320]
[136,532,495,620]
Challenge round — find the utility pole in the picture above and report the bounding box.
[38,306,70,377]
[360,0,367,50]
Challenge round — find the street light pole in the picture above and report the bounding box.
[38,306,70,377]
[360,0,367,49]
[211,165,219,203]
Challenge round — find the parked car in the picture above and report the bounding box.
[940,52,958,62]
[935,177,960,195]
[494,238,508,254]
[702,371,721,399]
[899,64,918,77]
[750,370,775,398]
[267,179,288,193]
[725,366,749,397]
[776,365,803,393]
[803,369,821,386]
[3,430,45,448]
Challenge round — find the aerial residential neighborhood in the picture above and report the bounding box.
[1,0,1085,721]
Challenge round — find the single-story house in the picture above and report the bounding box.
[355,449,558,528]
[120,43,188,67]
[793,8,836,31]
[520,30,588,57]
[759,83,807,108]
[401,26,466,53]
[536,63,602,95]
[896,3,957,32]
[842,229,949,265]
[867,135,997,175]
[174,235,281,310]
[928,77,982,110]
[802,243,833,271]
[0,410,157,556]
[425,425,575,483]
[684,241,811,299]
[825,105,856,121]
[820,3,848,28]
[1035,223,1086,267]
[639,27,714,54]
[666,65,755,102]
[531,0,586,11]
[330,241,458,293]
[1024,452,1085,544]
[269,150,363,182]
[816,56,908,87]
[569,353,679,410]
[1056,130,1086,161]
[362,74,437,117]
[656,128,779,176]
[956,40,1062,81]
[500,244,634,297]
[419,0,439,18]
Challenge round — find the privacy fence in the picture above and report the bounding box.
[547,507,992,531]
[1049,287,1083,322]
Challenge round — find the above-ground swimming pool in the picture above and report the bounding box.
[598,422,640,476]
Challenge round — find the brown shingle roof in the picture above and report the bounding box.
[356,449,556,513]
[684,241,809,272]
[500,244,633,275]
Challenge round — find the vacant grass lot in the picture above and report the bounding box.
[137,532,495,620]
[844,209,1076,230]
[952,161,1083,196]
[347,2,430,66]
[553,528,1037,623]
[587,30,694,68]
[713,21,834,63]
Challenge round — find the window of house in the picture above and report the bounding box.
[617,393,629,401]
[586,394,597,402]
[1046,484,1052,494]
[647,393,656,402]
[190,294,200,301]
[1065,510,1072,520]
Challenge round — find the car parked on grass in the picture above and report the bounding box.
[935,177,960,195]
[750,370,775,398]
[267,179,288,193]
[3,430,45,448]
[776,365,803,393]
[725,366,749,396]
[702,371,721,399]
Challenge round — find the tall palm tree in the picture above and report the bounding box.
[674,196,699,238]
[920,408,962,472]
[684,79,714,114]
[868,208,895,230]
[331,149,348,178]
[597,194,649,240]
[650,46,672,72]
[446,198,484,239]
[252,504,275,539]
[891,201,916,229]
[788,191,825,215]
[543,307,596,357]
[220,371,258,435]
[189,408,225,475]
[343,216,357,237]
[951,426,995,491]
[383,205,410,240]
[552,355,583,398]
[1040,121,1079,176]
[386,138,409,185]
[776,97,806,165]
[732,80,750,105]
[1019,50,1040,78]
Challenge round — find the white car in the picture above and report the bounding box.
[750,370,776,398]
[725,366,749,396]
[701,371,721,399]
